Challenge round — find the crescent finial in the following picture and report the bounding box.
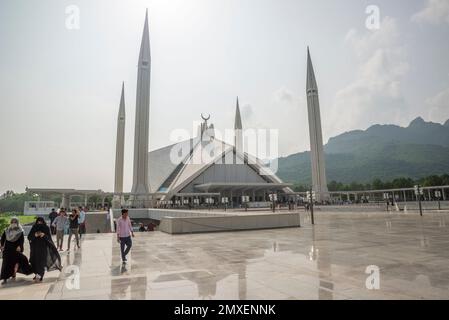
[201,113,211,121]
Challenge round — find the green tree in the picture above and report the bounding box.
[391,177,414,189]
[349,182,365,191]
[293,184,308,192]
[372,179,384,190]
[0,218,9,235]
[421,175,443,187]
[328,181,340,192]
[1,190,15,199]
[0,192,38,213]
[441,174,449,185]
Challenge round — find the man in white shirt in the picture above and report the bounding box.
[116,209,134,263]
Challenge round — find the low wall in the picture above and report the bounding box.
[399,201,449,211]
[85,212,110,233]
[314,201,449,213]
[314,205,385,213]
[158,213,301,234]
[112,208,229,220]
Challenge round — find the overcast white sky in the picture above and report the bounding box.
[1,0,449,194]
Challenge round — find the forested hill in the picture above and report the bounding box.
[277,117,449,185]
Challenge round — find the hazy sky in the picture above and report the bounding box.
[1,0,449,194]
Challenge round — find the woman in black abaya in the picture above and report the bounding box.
[0,217,33,284]
[27,217,62,282]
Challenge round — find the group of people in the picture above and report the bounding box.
[1,217,62,285]
[1,207,143,285]
[49,207,86,251]
[0,206,88,285]
[138,222,157,232]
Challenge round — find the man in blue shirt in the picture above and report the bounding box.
[78,207,86,239]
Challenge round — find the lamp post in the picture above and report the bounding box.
[206,197,214,211]
[269,193,277,213]
[306,189,316,225]
[414,185,423,216]
[221,197,229,211]
[241,196,249,211]
[296,194,301,227]
[193,198,199,209]
[394,194,399,205]
[435,190,442,211]
[383,192,390,211]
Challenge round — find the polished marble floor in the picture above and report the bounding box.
[1,210,449,300]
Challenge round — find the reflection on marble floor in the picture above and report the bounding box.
[1,211,449,300]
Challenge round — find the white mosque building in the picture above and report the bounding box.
[112,9,329,208]
[145,107,294,208]
[27,9,329,211]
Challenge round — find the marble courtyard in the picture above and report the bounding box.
[1,210,449,300]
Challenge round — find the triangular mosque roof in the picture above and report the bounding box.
[148,134,291,197]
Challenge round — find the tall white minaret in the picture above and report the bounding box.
[131,9,151,199]
[113,82,126,208]
[234,97,243,155]
[306,48,329,202]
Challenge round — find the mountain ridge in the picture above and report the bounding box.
[277,117,449,185]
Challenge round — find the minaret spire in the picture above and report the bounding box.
[306,47,329,202]
[131,10,151,204]
[119,82,126,118]
[235,97,243,130]
[138,9,151,65]
[306,47,318,91]
[113,82,126,208]
[234,97,243,155]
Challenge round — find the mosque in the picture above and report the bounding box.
[113,9,329,209]
[27,9,329,211]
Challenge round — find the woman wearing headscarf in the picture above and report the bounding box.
[27,217,62,282]
[0,217,33,285]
